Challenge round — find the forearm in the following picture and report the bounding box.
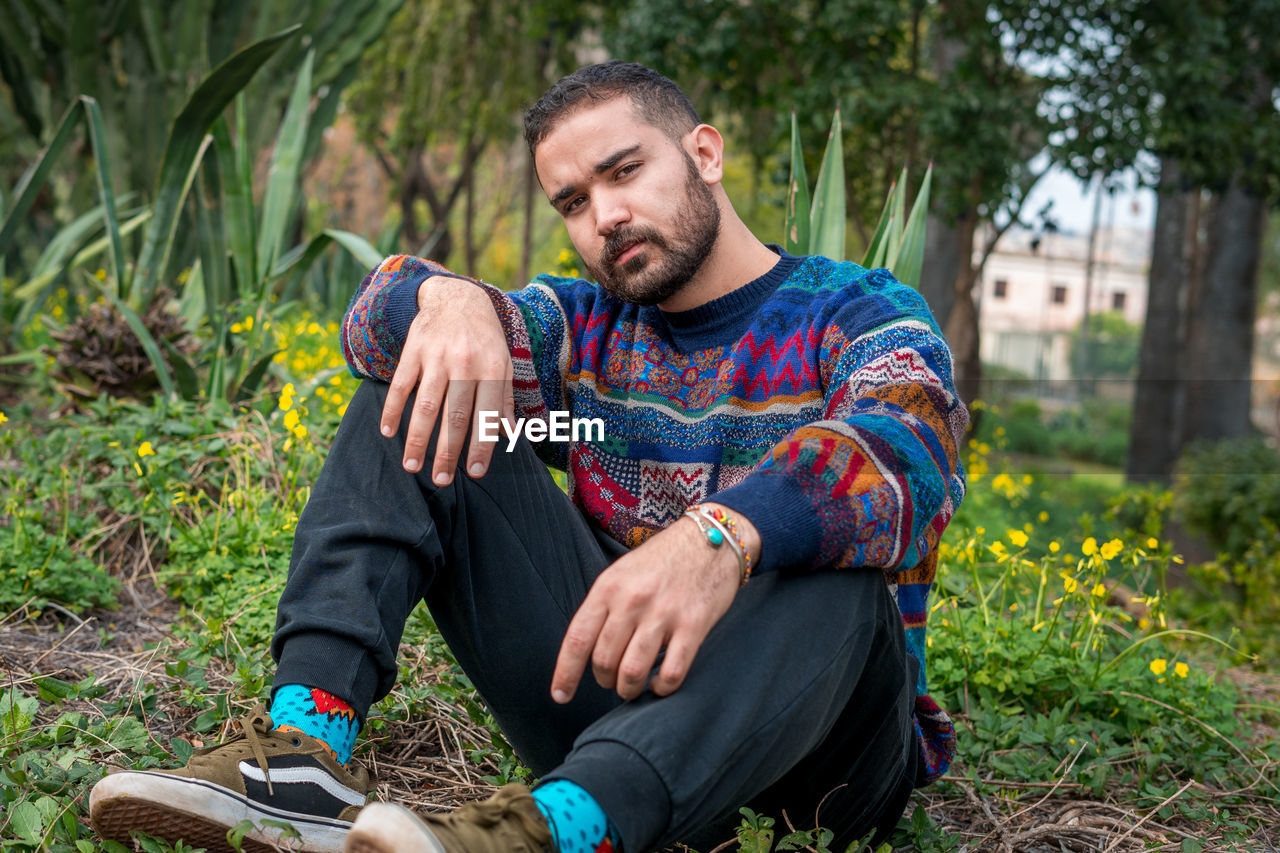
[341,255,502,380]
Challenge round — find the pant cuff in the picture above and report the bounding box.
[542,739,672,853]
[273,630,382,722]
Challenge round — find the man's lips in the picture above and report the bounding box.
[614,240,646,266]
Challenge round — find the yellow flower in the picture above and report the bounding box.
[1008,602,1019,611]
[1138,617,1151,630]
[279,383,296,412]
[137,441,156,458]
[0,411,8,426]
[1022,473,1033,485]
[284,409,301,431]
[1147,537,1159,549]
[975,526,985,536]
[1150,659,1167,675]
[1099,539,1123,560]
[1007,529,1029,548]
[1062,575,1078,593]
[95,268,107,280]
[1082,537,1098,556]
[230,322,244,334]
[989,541,1008,559]
[1049,541,1060,554]
[1174,661,1189,678]
[1038,511,1049,523]
[1092,582,1108,598]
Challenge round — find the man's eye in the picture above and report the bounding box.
[617,163,640,178]
[565,196,586,213]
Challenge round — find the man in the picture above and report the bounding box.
[91,61,965,853]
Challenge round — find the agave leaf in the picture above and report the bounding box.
[808,107,845,260]
[256,49,315,285]
[80,96,128,295]
[163,337,201,400]
[30,194,137,279]
[133,24,300,304]
[0,99,84,257]
[892,164,933,289]
[230,349,282,403]
[274,228,384,295]
[212,117,255,299]
[884,166,908,270]
[784,111,811,256]
[82,270,177,399]
[195,151,229,327]
[15,211,152,301]
[861,180,897,269]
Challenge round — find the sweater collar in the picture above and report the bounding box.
[660,246,799,332]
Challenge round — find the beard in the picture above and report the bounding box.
[585,153,721,306]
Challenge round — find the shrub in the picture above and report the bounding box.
[1173,438,1280,626]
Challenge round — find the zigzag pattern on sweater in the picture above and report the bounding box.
[342,251,967,784]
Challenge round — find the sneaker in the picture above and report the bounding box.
[90,704,372,853]
[344,783,553,853]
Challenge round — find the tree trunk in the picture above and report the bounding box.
[1127,159,1193,482]
[517,153,537,288]
[920,211,962,327]
[1182,177,1266,442]
[941,205,982,406]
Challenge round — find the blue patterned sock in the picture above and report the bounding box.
[268,684,360,768]
[532,779,622,853]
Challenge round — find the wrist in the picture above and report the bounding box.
[417,274,478,312]
[684,503,759,585]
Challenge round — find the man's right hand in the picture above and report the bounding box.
[379,275,515,484]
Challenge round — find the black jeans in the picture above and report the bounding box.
[271,380,917,852]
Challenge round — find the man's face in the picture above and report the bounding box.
[534,97,721,305]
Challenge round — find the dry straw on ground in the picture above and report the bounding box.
[3,583,1278,853]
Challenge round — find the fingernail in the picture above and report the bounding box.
[405,458,419,472]
[469,462,484,477]
[434,472,449,486]
[381,425,392,437]
[552,689,569,704]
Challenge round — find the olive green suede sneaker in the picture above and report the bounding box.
[90,705,372,853]
[344,783,554,853]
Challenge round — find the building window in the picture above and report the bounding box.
[993,278,1009,299]
[1051,284,1068,305]
[1112,291,1127,311]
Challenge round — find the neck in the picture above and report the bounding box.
[657,200,779,313]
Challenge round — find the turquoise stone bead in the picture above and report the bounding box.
[707,528,724,546]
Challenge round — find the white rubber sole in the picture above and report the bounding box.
[90,770,353,853]
[345,802,448,853]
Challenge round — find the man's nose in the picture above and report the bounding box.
[594,190,630,236]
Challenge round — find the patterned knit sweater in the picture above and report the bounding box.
[342,249,967,783]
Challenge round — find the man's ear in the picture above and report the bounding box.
[685,124,725,184]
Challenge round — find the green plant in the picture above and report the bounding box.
[784,109,932,287]
[1174,438,1280,626]
[0,29,382,404]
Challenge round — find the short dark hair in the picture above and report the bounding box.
[523,61,702,156]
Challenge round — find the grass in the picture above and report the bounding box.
[2,343,1280,852]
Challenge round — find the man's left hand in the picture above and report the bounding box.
[550,505,758,703]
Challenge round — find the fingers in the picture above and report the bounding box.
[614,623,668,701]
[551,599,608,704]
[430,380,476,486]
[465,369,513,479]
[651,634,696,697]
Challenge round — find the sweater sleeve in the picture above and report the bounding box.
[712,270,968,576]
[339,254,593,470]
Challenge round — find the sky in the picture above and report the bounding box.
[1024,165,1157,236]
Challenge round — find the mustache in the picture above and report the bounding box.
[603,226,667,266]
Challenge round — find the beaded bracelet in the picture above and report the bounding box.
[683,505,754,586]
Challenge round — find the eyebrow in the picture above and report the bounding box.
[548,144,643,209]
